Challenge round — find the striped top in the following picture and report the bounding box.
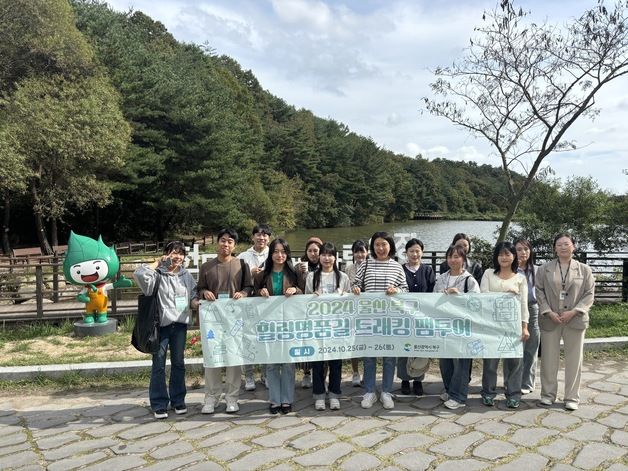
[351,257,408,293]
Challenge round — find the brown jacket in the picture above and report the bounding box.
[536,259,595,331]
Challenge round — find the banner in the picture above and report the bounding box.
[199,292,523,367]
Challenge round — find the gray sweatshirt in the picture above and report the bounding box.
[133,264,197,326]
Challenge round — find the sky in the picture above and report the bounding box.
[105,0,628,194]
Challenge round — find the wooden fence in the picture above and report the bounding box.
[1,245,625,323]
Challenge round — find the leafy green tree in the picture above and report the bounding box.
[424,0,628,241]
[509,176,627,253]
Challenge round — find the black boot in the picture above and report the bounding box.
[413,380,424,396]
[401,380,411,395]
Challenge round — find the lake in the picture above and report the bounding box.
[280,220,506,253]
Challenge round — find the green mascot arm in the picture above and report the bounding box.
[113,275,133,289]
[77,292,90,303]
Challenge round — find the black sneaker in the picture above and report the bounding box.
[154,409,168,419]
[174,405,187,415]
[401,380,411,395]
[413,380,424,396]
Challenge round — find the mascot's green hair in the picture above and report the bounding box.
[63,231,120,284]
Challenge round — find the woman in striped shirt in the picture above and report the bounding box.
[352,232,408,409]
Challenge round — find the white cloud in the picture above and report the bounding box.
[103,0,627,194]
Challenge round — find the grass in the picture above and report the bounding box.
[587,303,628,338]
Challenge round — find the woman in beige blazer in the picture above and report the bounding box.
[535,233,595,411]
[253,238,303,415]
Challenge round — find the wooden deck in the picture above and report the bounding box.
[0,299,138,322]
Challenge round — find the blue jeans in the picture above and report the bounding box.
[363,357,395,394]
[312,360,342,400]
[439,358,472,403]
[520,303,540,390]
[266,363,295,405]
[150,322,187,411]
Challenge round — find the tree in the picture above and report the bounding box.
[424,0,628,241]
[509,176,628,253]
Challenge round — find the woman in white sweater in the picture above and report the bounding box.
[480,241,530,408]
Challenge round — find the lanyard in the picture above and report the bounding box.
[558,260,571,291]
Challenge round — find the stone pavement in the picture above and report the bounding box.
[1,359,626,471]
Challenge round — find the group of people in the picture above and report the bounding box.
[133,226,595,419]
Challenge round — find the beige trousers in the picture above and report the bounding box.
[204,366,241,403]
[540,324,586,403]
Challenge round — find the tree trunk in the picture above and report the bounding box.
[498,196,522,243]
[31,183,53,255]
[51,218,58,247]
[1,197,10,255]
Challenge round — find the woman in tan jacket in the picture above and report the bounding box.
[535,233,595,411]
[254,238,303,415]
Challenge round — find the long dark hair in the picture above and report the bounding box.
[514,239,535,285]
[261,238,298,290]
[492,241,518,274]
[300,239,322,271]
[312,242,342,292]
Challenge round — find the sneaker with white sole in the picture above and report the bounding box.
[315,399,326,411]
[564,401,578,411]
[380,392,395,409]
[329,398,340,410]
[244,375,256,391]
[226,400,239,413]
[301,373,312,389]
[173,404,187,415]
[444,399,466,410]
[201,398,216,414]
[351,372,361,387]
[538,397,553,407]
[153,409,168,419]
[361,392,377,409]
[439,392,449,402]
[521,388,532,394]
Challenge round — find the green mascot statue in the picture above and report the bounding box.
[63,231,133,324]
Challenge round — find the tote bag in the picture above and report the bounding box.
[131,273,161,354]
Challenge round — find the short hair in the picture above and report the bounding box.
[445,244,467,262]
[553,232,576,248]
[369,231,396,259]
[252,224,272,236]
[492,241,518,274]
[405,238,424,252]
[217,228,239,243]
[451,233,472,252]
[163,240,186,255]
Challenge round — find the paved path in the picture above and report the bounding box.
[1,359,627,471]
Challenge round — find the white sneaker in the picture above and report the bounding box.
[226,400,239,413]
[244,375,256,391]
[201,398,216,414]
[380,392,394,409]
[565,401,579,411]
[444,399,466,410]
[153,409,168,419]
[351,372,361,387]
[538,397,553,407]
[439,392,449,402]
[315,399,326,411]
[521,388,532,394]
[329,398,340,410]
[361,392,377,409]
[301,373,312,389]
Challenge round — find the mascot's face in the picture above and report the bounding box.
[69,259,110,285]
[63,232,120,286]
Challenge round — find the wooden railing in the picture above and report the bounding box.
[0,247,626,323]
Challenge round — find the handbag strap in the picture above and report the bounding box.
[361,259,369,291]
[152,271,162,296]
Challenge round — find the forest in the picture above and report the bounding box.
[1,0,619,252]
